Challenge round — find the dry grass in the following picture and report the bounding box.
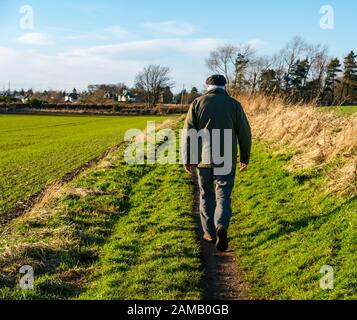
[237,94,357,194]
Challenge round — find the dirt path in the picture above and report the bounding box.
[193,175,247,300]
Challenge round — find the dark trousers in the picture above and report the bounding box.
[197,168,236,237]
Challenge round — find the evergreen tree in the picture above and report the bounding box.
[289,59,310,100]
[259,69,278,94]
[191,87,199,94]
[324,58,342,104]
[233,54,249,92]
[343,51,357,80]
[342,51,357,102]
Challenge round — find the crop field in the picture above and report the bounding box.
[0,115,171,216]
[0,124,202,300]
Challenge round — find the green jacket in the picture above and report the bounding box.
[183,88,252,168]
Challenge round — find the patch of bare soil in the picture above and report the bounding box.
[193,176,247,300]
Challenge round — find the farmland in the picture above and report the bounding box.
[0,115,171,216]
[0,123,202,300]
[0,125,355,300]
[0,106,356,300]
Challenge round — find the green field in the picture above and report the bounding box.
[0,117,355,300]
[0,115,170,215]
[318,105,357,116]
[231,143,356,300]
[0,129,201,300]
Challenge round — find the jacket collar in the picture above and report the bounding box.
[205,88,229,96]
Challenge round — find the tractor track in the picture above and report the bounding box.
[0,142,126,227]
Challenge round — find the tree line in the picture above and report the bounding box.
[124,36,356,107]
[3,36,355,107]
[206,36,357,105]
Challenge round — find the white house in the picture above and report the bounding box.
[118,90,136,102]
[65,89,79,103]
[21,96,32,103]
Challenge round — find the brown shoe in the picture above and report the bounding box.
[216,226,229,252]
[203,233,217,244]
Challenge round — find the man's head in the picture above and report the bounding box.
[206,75,227,91]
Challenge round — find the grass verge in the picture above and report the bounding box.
[231,141,356,300]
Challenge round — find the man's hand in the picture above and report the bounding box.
[240,163,248,172]
[184,164,195,175]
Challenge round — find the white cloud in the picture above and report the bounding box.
[67,38,224,59]
[16,32,53,46]
[1,37,272,91]
[0,38,223,91]
[143,21,197,36]
[247,39,268,50]
[65,25,129,41]
[106,26,129,37]
[0,46,141,91]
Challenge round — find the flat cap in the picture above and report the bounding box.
[206,75,227,86]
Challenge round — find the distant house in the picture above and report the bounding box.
[0,90,20,102]
[118,90,136,102]
[159,87,174,104]
[65,94,77,103]
[134,92,145,103]
[14,94,25,101]
[0,90,11,97]
[21,96,32,103]
[65,89,79,103]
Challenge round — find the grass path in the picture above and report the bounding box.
[193,175,246,300]
[79,164,201,300]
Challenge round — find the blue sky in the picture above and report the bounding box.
[0,0,355,92]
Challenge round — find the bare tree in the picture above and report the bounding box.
[232,44,257,92]
[278,36,309,91]
[247,56,271,94]
[206,45,238,89]
[206,44,257,92]
[203,36,347,105]
[135,65,173,107]
[306,44,329,99]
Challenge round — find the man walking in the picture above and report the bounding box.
[183,75,252,252]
